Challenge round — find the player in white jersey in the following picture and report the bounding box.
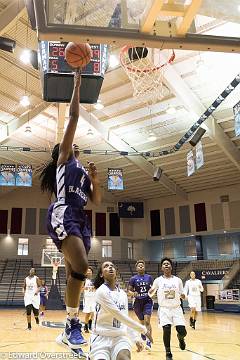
[148,258,187,360]
[184,271,203,329]
[23,268,41,330]
[83,267,95,333]
[89,261,153,360]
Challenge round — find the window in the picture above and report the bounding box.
[18,238,28,255]
[163,241,173,258]
[218,236,233,255]
[185,239,197,257]
[102,240,112,258]
[128,242,133,259]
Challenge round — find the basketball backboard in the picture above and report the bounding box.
[41,248,65,267]
[26,0,240,53]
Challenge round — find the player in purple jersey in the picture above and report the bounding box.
[40,71,101,356]
[39,279,49,317]
[128,260,153,351]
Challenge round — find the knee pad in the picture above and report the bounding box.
[26,305,32,316]
[71,271,86,281]
[32,307,39,317]
[176,325,187,337]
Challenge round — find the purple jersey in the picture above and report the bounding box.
[129,274,153,299]
[47,156,92,252]
[40,286,48,297]
[55,156,91,208]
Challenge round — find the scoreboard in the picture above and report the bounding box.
[39,42,108,103]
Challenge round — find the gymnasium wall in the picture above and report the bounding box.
[147,234,240,261]
[1,184,240,262]
[0,185,145,262]
[146,184,240,237]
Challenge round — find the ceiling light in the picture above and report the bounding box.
[20,49,31,64]
[20,95,30,107]
[86,128,94,137]
[166,106,176,115]
[94,99,104,110]
[25,125,32,135]
[238,4,240,12]
[148,131,157,141]
[109,54,119,68]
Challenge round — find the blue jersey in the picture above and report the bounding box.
[56,156,91,208]
[129,274,153,299]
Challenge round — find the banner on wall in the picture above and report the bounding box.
[195,141,204,169]
[108,168,124,190]
[0,164,16,186]
[233,100,240,137]
[195,269,228,282]
[187,150,195,176]
[16,164,32,187]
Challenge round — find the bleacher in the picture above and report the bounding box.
[0,260,7,282]
[0,258,238,306]
[0,259,32,306]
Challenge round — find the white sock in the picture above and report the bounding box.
[66,307,79,319]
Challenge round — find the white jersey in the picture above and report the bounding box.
[84,278,95,299]
[184,279,203,297]
[24,275,40,309]
[152,275,184,308]
[92,284,146,342]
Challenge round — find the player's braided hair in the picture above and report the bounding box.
[93,265,105,289]
[39,143,60,194]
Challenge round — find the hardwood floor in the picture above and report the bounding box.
[0,309,239,359]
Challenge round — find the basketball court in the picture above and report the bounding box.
[0,1,240,359]
[0,310,239,359]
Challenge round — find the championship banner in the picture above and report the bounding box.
[195,141,204,169]
[108,168,123,190]
[0,164,16,186]
[16,164,32,187]
[187,150,195,176]
[233,100,240,137]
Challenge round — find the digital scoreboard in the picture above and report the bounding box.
[39,42,108,103]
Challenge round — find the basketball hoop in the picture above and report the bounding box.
[120,46,175,103]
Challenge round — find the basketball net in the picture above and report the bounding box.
[51,259,60,284]
[120,46,175,104]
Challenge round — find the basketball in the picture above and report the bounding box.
[65,42,92,68]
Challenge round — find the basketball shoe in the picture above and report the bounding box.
[65,318,87,348]
[145,340,152,351]
[56,332,87,358]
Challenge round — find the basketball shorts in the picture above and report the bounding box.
[47,203,91,253]
[24,293,40,309]
[158,306,185,327]
[89,335,131,360]
[133,297,153,321]
[40,295,47,307]
[83,298,96,313]
[188,295,202,312]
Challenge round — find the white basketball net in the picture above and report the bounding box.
[120,46,174,103]
[51,258,61,280]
